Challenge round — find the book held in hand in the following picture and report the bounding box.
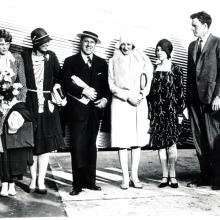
[67,75,90,105]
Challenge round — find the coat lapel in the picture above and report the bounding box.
[200,34,213,58]
[90,54,99,84]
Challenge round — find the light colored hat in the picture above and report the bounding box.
[119,34,135,46]
[7,111,24,134]
[77,31,101,44]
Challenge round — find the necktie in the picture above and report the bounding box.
[196,39,202,62]
[87,56,92,68]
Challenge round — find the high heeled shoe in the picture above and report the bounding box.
[158,177,169,188]
[170,177,179,188]
[120,181,129,190]
[130,180,143,189]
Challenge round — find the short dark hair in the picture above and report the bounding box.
[190,11,212,28]
[0,29,12,42]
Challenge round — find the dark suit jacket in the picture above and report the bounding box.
[61,52,110,122]
[187,34,220,105]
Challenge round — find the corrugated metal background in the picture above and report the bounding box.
[0,11,193,149]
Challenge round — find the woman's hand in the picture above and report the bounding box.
[127,93,143,107]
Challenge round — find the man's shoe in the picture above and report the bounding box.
[86,185,101,191]
[69,187,82,196]
[187,177,210,187]
[212,185,220,190]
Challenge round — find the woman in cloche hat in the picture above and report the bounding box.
[22,28,66,194]
[108,34,153,189]
[148,39,186,188]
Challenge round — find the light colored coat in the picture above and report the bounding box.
[108,49,153,148]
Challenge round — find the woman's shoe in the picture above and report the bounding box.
[158,177,169,188]
[170,177,179,188]
[28,187,36,193]
[36,188,47,194]
[130,180,143,189]
[0,182,9,197]
[0,190,9,197]
[8,183,16,196]
[120,182,129,190]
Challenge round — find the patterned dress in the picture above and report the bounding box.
[148,63,185,149]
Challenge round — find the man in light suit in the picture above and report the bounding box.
[61,31,110,195]
[186,11,220,190]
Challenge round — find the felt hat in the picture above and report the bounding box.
[156,39,173,59]
[31,28,52,46]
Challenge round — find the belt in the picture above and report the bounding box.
[27,89,51,94]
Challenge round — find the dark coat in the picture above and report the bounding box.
[60,52,110,169]
[187,34,220,105]
[22,50,61,117]
[61,52,110,122]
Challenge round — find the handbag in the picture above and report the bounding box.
[5,121,34,149]
[140,73,147,90]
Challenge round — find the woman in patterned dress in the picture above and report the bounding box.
[148,39,185,188]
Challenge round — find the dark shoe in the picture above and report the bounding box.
[36,188,47,194]
[212,185,220,190]
[27,187,36,193]
[187,177,210,187]
[170,177,179,188]
[158,177,169,188]
[86,185,101,191]
[130,180,143,189]
[69,187,82,196]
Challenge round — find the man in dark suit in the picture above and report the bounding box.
[61,31,110,195]
[186,11,220,190]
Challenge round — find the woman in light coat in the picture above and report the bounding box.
[108,36,153,189]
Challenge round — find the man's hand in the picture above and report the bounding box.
[212,96,220,111]
[82,87,97,101]
[94,98,108,109]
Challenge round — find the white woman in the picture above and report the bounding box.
[148,39,185,188]
[22,28,65,194]
[108,36,153,189]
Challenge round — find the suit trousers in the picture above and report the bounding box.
[69,115,100,188]
[189,103,220,182]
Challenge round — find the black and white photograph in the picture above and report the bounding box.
[0,0,220,218]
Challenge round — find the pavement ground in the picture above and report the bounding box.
[1,149,220,218]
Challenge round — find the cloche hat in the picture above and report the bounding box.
[31,28,52,46]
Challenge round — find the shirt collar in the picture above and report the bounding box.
[81,51,93,64]
[199,32,210,46]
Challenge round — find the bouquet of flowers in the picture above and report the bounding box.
[0,68,23,116]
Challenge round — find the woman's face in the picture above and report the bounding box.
[120,42,133,55]
[37,42,50,54]
[156,46,167,61]
[0,38,10,55]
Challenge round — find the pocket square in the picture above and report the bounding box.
[97,72,102,76]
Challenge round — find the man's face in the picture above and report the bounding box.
[81,37,96,55]
[191,18,208,38]
[0,38,10,55]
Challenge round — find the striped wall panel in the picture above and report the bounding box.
[0,20,193,149]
